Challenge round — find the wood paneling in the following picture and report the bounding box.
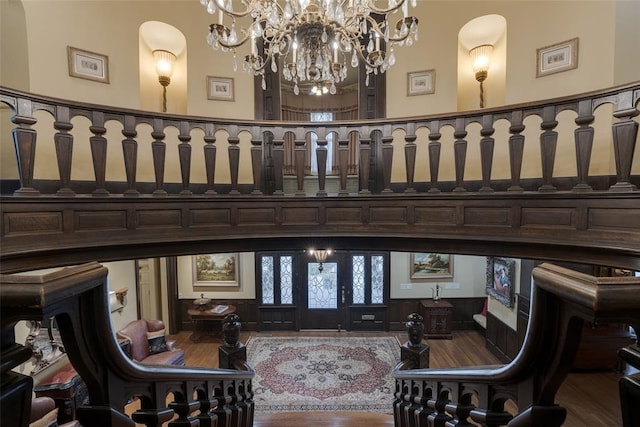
[486,311,519,362]
[388,298,486,332]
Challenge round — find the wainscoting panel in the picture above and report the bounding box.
[388,298,486,332]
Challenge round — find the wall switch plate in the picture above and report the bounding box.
[444,282,460,289]
[399,283,413,290]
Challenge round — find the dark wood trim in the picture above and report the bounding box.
[388,298,486,331]
[165,256,179,335]
[485,311,519,362]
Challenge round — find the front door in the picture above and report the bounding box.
[300,257,345,330]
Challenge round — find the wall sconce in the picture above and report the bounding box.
[308,248,332,272]
[470,44,493,108]
[153,49,176,112]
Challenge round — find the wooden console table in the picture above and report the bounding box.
[188,304,236,343]
[420,299,454,339]
[34,363,88,424]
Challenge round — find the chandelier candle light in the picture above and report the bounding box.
[201,0,419,95]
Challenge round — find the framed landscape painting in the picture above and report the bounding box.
[486,257,515,308]
[410,253,453,281]
[193,253,239,286]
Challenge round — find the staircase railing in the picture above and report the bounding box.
[0,263,254,427]
[393,263,640,427]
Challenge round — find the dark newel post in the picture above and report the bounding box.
[219,313,247,370]
[508,110,525,192]
[404,124,417,193]
[151,118,167,196]
[89,111,109,196]
[381,124,394,193]
[428,120,442,193]
[203,123,217,195]
[316,130,328,197]
[54,106,75,196]
[573,100,595,191]
[122,115,140,196]
[479,114,495,193]
[250,127,263,195]
[178,121,192,196]
[401,313,429,369]
[11,98,39,196]
[539,105,558,192]
[453,118,468,192]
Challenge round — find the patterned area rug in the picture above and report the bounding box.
[246,336,401,413]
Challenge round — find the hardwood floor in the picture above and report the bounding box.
[169,330,625,427]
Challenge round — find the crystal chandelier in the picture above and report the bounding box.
[200,0,419,95]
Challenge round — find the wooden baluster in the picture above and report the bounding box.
[228,125,240,195]
[131,408,174,427]
[404,122,417,193]
[54,106,75,196]
[204,123,217,195]
[394,380,411,427]
[168,397,200,427]
[178,121,192,196]
[414,382,434,427]
[538,106,558,192]
[610,91,639,191]
[453,118,468,192]
[337,130,350,196]
[508,111,525,192]
[151,118,167,196]
[294,130,306,196]
[10,98,39,195]
[315,128,328,197]
[573,100,595,191]
[89,111,109,196]
[271,131,285,196]
[427,390,453,427]
[211,383,232,427]
[195,392,218,427]
[122,115,140,196]
[381,124,394,193]
[444,390,475,426]
[359,127,371,195]
[479,114,495,193]
[250,127,263,195]
[428,120,442,193]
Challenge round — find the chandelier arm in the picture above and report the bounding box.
[364,0,408,15]
[215,0,278,20]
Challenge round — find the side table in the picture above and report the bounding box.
[188,304,237,343]
[420,299,454,339]
[34,363,88,424]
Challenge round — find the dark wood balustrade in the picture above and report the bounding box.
[0,263,254,427]
[1,84,639,273]
[393,264,640,427]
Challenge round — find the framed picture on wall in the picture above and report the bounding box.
[486,257,515,308]
[207,76,235,101]
[67,46,110,83]
[536,38,579,77]
[193,253,239,286]
[410,253,453,281]
[407,69,436,96]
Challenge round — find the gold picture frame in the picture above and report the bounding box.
[67,46,109,83]
[409,253,453,281]
[193,253,239,286]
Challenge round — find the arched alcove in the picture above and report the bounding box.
[457,15,507,111]
[139,21,187,114]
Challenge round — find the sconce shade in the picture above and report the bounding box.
[153,49,176,86]
[308,248,332,271]
[470,44,493,82]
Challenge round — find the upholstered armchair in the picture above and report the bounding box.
[29,396,79,427]
[116,319,185,366]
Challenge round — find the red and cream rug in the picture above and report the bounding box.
[246,336,401,413]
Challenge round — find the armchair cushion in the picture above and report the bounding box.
[29,398,57,427]
[117,319,185,366]
[147,329,168,355]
